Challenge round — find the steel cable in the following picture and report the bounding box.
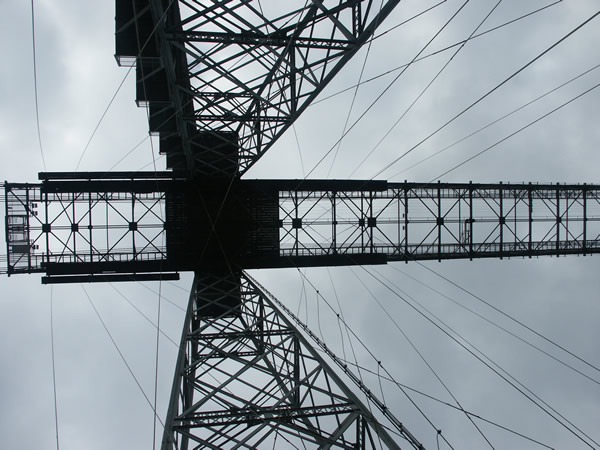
[304,0,471,180]
[351,266,495,448]
[349,0,504,178]
[82,285,165,427]
[30,0,47,171]
[373,10,600,179]
[390,62,600,179]
[363,265,599,448]
[312,1,562,108]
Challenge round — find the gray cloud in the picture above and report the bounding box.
[1,1,599,449]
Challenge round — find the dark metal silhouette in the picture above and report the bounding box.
[3,1,598,448]
[6,174,599,283]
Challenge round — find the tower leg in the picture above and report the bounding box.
[161,272,405,449]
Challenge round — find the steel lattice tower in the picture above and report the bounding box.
[3,2,600,448]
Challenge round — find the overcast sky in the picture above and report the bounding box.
[1,1,600,449]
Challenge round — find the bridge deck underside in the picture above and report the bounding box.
[5,179,599,280]
[281,182,600,264]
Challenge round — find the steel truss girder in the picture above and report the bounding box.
[161,272,415,449]
[280,181,600,263]
[120,0,402,176]
[5,177,600,279]
[3,173,173,280]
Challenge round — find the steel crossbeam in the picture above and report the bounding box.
[5,177,600,281]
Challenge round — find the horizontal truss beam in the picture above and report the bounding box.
[5,177,600,280]
[277,181,600,265]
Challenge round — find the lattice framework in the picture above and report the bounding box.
[161,271,421,449]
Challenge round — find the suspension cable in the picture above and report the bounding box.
[390,61,600,178]
[50,286,60,450]
[312,1,562,108]
[81,285,164,428]
[245,271,431,450]
[414,261,600,376]
[326,356,554,449]
[326,1,382,176]
[349,0,503,178]
[261,269,455,449]
[303,0,471,179]
[130,5,166,447]
[373,10,600,179]
[362,266,599,448]
[390,264,600,384]
[430,80,600,181]
[109,283,178,345]
[30,0,47,171]
[351,266,495,448]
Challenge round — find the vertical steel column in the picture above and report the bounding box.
[404,187,409,259]
[437,182,442,261]
[26,188,31,270]
[332,191,337,253]
[88,192,93,263]
[161,276,198,450]
[369,190,374,254]
[583,184,588,255]
[499,182,504,258]
[556,185,560,255]
[528,184,533,256]
[45,190,50,267]
[292,335,300,407]
[469,182,473,259]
